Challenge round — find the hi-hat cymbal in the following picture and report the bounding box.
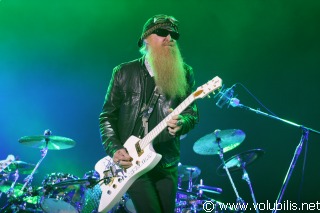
[178,165,201,181]
[3,161,36,174]
[193,129,245,155]
[19,135,76,150]
[216,149,265,176]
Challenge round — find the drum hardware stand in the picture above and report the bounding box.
[177,175,182,190]
[241,162,259,213]
[0,170,22,212]
[197,180,219,213]
[197,179,221,213]
[4,170,20,199]
[1,170,10,198]
[187,169,195,192]
[215,134,246,211]
[0,173,10,199]
[231,101,320,213]
[21,129,50,192]
[197,179,204,197]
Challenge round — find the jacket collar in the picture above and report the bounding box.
[138,55,151,77]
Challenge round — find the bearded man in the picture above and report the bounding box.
[99,14,198,213]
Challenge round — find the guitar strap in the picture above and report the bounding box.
[141,86,160,135]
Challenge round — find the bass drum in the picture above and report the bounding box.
[40,172,85,213]
[81,170,136,213]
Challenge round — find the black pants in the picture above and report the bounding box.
[127,165,178,213]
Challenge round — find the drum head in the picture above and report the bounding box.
[41,198,78,213]
[40,172,84,213]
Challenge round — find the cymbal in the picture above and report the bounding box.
[178,165,201,181]
[193,129,245,155]
[19,135,76,150]
[22,194,41,205]
[0,181,24,196]
[0,182,41,204]
[216,149,265,176]
[3,161,36,174]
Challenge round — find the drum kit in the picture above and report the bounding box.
[175,129,265,213]
[1,128,264,213]
[0,130,137,213]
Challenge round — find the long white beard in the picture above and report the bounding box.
[146,44,188,98]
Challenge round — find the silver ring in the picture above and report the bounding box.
[116,160,120,165]
[177,120,182,126]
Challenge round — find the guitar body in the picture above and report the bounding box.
[95,135,162,213]
[95,76,222,213]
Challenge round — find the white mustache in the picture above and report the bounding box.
[163,41,174,46]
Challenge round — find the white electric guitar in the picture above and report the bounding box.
[95,76,222,213]
[0,155,15,173]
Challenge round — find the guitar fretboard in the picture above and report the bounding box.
[140,95,195,149]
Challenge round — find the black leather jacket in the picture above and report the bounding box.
[99,56,198,168]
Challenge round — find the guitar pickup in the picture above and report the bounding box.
[135,142,144,157]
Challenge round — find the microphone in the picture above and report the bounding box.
[216,85,235,108]
[230,97,240,107]
[230,97,248,109]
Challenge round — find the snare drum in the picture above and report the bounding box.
[41,173,84,213]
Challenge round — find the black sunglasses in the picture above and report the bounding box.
[153,29,180,40]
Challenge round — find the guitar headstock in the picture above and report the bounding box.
[193,76,222,99]
[0,155,15,172]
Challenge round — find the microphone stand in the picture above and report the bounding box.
[232,102,320,213]
[241,162,259,213]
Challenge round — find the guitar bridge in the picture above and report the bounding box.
[135,142,144,157]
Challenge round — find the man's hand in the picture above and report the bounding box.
[112,148,133,169]
[166,108,183,136]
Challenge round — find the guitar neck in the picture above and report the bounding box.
[138,76,222,150]
[140,94,195,149]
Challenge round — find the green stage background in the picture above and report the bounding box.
[1,0,320,209]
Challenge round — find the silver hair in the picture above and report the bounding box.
[139,40,148,55]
